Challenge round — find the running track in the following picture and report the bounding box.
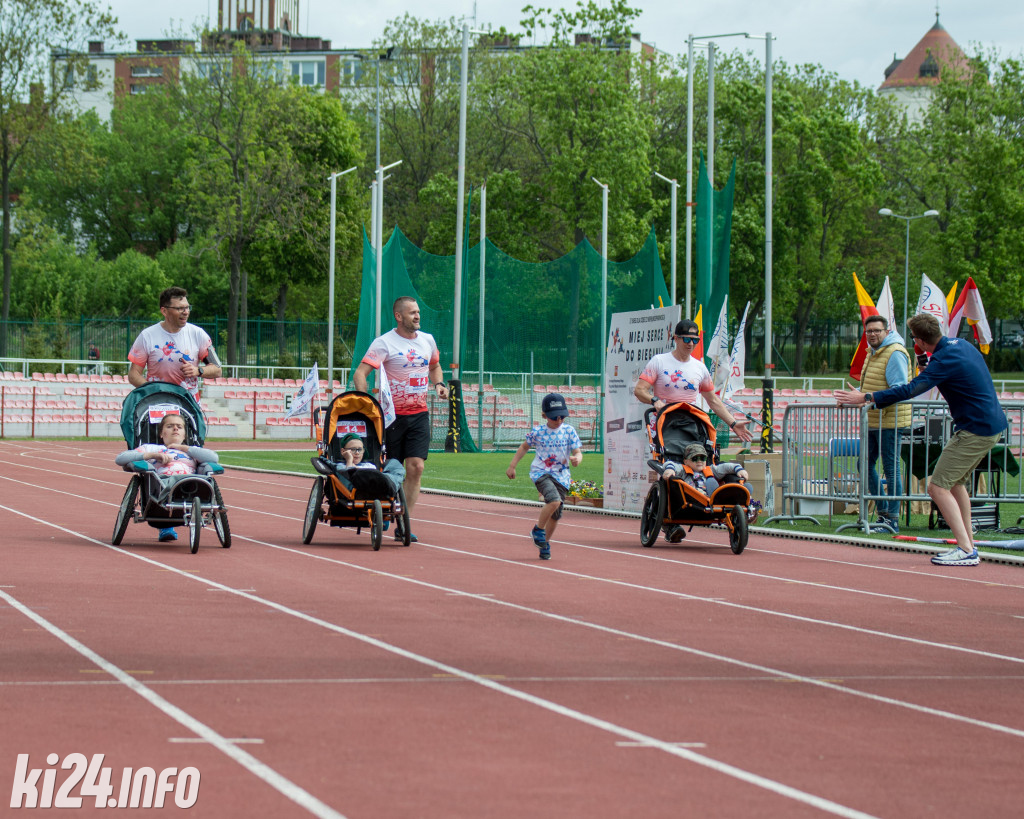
[2,439,1023,818]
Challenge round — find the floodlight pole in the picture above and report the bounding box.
[374,160,402,339]
[593,177,609,414]
[654,171,678,305]
[327,166,357,398]
[686,31,747,319]
[477,183,486,449]
[453,23,486,382]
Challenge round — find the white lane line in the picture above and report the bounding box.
[0,587,344,819]
[2,472,1022,659]
[235,532,1024,740]
[0,506,879,819]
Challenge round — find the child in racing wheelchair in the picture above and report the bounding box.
[660,442,750,542]
[114,412,219,542]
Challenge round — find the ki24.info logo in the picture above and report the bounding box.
[10,753,200,809]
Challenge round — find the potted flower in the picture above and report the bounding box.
[568,479,604,508]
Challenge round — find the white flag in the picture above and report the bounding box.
[916,274,950,336]
[377,365,396,428]
[724,302,750,400]
[285,363,320,419]
[876,277,897,334]
[706,299,731,395]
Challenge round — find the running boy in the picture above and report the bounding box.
[506,393,583,560]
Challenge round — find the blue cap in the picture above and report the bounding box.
[541,393,569,419]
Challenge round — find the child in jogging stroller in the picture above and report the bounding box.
[112,383,230,554]
[639,401,755,554]
[302,390,409,550]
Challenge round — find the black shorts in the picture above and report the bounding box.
[385,412,431,463]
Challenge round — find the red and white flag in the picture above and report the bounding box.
[947,276,993,354]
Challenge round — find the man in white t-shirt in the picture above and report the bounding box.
[633,318,752,443]
[128,287,222,399]
[353,297,449,542]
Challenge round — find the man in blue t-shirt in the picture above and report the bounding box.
[836,313,1006,567]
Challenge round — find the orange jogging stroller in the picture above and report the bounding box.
[301,391,410,550]
[639,401,755,553]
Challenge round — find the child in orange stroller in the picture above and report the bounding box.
[639,401,756,553]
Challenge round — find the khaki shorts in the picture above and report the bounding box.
[929,429,1001,490]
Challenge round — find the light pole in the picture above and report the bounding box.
[327,166,358,398]
[453,22,486,382]
[654,171,678,305]
[685,31,748,318]
[878,208,940,338]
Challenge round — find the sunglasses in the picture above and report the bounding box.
[675,336,700,345]
[688,455,707,462]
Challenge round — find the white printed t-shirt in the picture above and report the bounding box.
[135,445,197,477]
[637,352,713,405]
[361,329,440,416]
[526,423,582,489]
[128,323,214,399]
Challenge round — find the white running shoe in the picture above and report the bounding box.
[931,547,980,566]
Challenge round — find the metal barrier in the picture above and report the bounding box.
[764,400,1024,533]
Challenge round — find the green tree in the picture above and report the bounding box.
[20,90,189,259]
[879,51,1024,327]
[0,0,118,352]
[167,38,338,363]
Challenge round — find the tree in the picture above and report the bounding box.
[879,51,1024,325]
[0,0,118,353]
[166,38,342,363]
[19,91,190,259]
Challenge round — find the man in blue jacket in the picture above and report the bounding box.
[836,313,1006,567]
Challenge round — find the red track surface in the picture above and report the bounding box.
[2,439,1024,818]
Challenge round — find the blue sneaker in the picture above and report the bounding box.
[532,526,550,559]
[158,528,178,542]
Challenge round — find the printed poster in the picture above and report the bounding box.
[603,305,681,512]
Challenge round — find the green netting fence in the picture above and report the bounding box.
[351,225,670,451]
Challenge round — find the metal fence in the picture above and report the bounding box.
[765,401,1024,534]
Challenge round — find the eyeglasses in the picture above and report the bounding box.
[675,336,700,345]
[344,446,364,453]
[865,328,886,335]
[164,304,191,313]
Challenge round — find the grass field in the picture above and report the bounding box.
[217,449,606,503]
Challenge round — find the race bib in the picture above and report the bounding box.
[407,375,428,394]
[336,421,367,436]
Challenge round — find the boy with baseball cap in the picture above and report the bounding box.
[506,392,583,559]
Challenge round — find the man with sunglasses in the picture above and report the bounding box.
[633,319,752,443]
[836,313,1006,567]
[128,286,222,399]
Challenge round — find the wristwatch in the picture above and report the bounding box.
[197,363,206,377]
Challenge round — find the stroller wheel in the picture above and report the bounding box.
[188,497,202,554]
[370,500,383,551]
[396,488,412,547]
[302,479,324,545]
[213,480,231,548]
[640,482,666,548]
[729,505,748,555]
[112,477,140,546]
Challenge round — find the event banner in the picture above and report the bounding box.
[603,305,681,512]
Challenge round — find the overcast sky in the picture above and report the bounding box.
[103,1,1024,91]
